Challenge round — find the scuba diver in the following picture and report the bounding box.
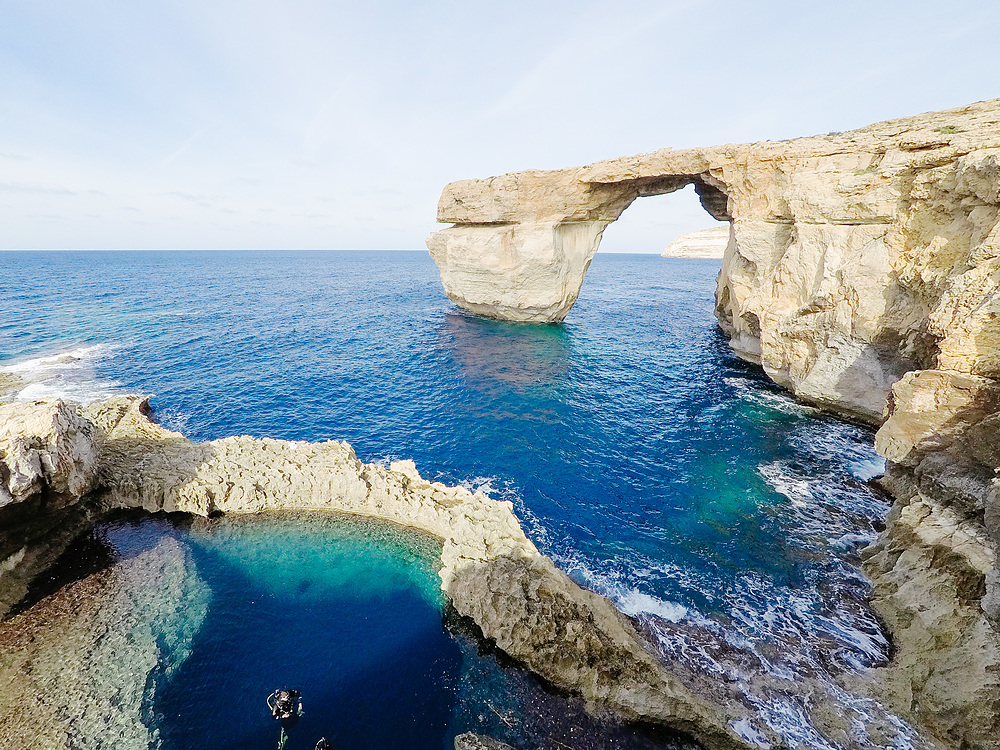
[267,687,304,727]
[315,739,333,750]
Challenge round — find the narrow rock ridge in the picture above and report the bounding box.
[1,397,752,750]
[427,99,1000,749]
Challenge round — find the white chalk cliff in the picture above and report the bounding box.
[427,99,1000,750]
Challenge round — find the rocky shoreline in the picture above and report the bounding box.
[4,99,999,749]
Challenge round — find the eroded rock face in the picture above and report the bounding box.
[0,400,97,509]
[860,370,1000,749]
[426,218,611,322]
[429,100,1000,421]
[0,400,101,619]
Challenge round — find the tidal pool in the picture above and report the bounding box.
[4,511,697,750]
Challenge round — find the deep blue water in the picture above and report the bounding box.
[1,250,906,748]
[100,513,460,750]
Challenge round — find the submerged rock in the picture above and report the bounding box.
[0,374,24,402]
[0,533,208,750]
[454,732,517,750]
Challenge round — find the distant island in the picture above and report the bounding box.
[660,226,730,259]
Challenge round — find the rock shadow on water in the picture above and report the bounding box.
[437,312,574,395]
[4,513,119,618]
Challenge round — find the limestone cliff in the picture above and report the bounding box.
[428,101,1000,420]
[428,99,1000,749]
[0,400,101,616]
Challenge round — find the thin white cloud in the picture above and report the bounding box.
[1,0,999,250]
[0,181,76,195]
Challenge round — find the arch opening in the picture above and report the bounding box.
[597,182,730,257]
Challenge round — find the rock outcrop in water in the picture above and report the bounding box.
[427,99,1000,749]
[454,732,517,750]
[0,397,751,750]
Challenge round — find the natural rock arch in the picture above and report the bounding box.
[427,99,1000,424]
[425,169,731,324]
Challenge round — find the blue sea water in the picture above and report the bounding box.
[1,250,912,748]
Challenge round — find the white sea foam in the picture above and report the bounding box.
[459,475,502,498]
[747,695,843,750]
[1,344,124,404]
[730,718,773,749]
[849,455,886,482]
[723,376,816,416]
[758,461,815,506]
[154,406,193,435]
[552,552,690,625]
[617,590,688,622]
[1,344,105,375]
[370,454,404,470]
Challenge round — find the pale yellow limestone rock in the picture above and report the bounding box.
[428,98,1000,749]
[429,98,1000,421]
[0,400,97,508]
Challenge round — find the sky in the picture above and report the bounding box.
[2,0,999,252]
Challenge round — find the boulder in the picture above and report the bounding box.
[0,400,97,508]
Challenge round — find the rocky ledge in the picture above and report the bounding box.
[1,397,757,750]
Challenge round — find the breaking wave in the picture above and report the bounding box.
[1,344,125,404]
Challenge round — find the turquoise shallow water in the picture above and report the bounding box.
[1,251,909,747]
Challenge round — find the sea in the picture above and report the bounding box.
[0,250,919,750]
